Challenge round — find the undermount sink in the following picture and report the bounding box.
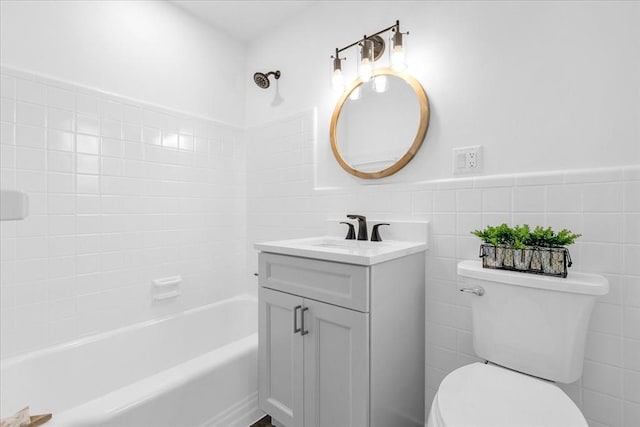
[254,236,426,265]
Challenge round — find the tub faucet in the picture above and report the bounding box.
[346,214,368,240]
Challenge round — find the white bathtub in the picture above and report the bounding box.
[0,295,261,427]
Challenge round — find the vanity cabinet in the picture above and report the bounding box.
[257,250,425,427]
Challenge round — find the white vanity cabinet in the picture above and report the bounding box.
[257,244,426,427]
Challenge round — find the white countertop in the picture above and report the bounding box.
[255,236,427,266]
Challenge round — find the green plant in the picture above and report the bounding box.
[471,224,581,248]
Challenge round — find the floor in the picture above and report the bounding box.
[250,415,274,427]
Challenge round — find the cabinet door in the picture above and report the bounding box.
[302,299,369,427]
[259,288,304,427]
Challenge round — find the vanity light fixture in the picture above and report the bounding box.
[331,20,408,91]
[391,25,407,71]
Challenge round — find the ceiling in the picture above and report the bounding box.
[170,0,318,43]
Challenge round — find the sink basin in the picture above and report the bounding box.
[255,236,426,265]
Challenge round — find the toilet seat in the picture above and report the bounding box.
[430,363,587,427]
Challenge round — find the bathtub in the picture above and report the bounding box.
[0,295,261,427]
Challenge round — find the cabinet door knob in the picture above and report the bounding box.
[301,307,309,336]
[293,305,302,334]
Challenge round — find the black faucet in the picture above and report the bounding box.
[340,222,356,240]
[371,223,390,242]
[346,214,368,241]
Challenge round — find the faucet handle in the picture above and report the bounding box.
[340,222,356,240]
[371,223,390,242]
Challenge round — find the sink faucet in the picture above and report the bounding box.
[346,214,368,241]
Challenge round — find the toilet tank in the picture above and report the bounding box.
[458,260,609,383]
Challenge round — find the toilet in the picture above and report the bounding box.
[427,260,609,427]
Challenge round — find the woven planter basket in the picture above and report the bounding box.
[479,244,572,278]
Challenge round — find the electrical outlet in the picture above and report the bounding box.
[453,145,482,174]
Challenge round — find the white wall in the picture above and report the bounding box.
[0,0,246,125]
[244,1,640,186]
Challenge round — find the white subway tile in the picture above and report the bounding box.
[15,170,47,193]
[433,190,456,212]
[590,302,622,336]
[76,154,100,175]
[624,214,640,244]
[48,107,74,131]
[16,125,45,148]
[456,189,482,212]
[586,332,623,366]
[623,182,640,212]
[76,174,99,194]
[1,74,16,99]
[47,130,74,152]
[623,165,640,181]
[48,215,75,236]
[566,167,623,184]
[1,122,15,145]
[47,87,74,110]
[583,361,623,397]
[14,259,48,283]
[624,339,640,372]
[75,93,100,116]
[47,151,74,173]
[481,188,512,212]
[76,133,99,154]
[47,172,75,194]
[15,147,46,170]
[16,102,45,127]
[582,213,623,243]
[101,100,122,121]
[76,114,100,136]
[48,256,76,279]
[48,235,76,257]
[16,79,46,105]
[513,186,546,212]
[625,401,640,427]
[582,389,623,427]
[584,182,623,212]
[624,245,640,276]
[1,145,15,168]
[623,276,640,308]
[1,98,14,122]
[101,119,121,139]
[624,370,640,403]
[546,184,583,212]
[623,307,640,340]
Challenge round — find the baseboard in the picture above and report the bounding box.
[200,392,264,427]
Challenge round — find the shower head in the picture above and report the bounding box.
[253,70,281,89]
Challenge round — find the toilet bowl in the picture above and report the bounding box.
[427,363,586,427]
[426,260,609,427]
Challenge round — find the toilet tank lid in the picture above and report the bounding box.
[458,260,609,296]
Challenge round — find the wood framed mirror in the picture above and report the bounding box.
[330,68,430,179]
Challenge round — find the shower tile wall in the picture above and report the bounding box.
[246,111,640,427]
[0,67,246,358]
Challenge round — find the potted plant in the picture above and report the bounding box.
[471,224,581,278]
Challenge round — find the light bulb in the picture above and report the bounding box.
[332,69,344,91]
[374,75,387,93]
[349,86,361,100]
[359,39,374,82]
[391,29,407,71]
[359,59,373,82]
[391,46,406,71]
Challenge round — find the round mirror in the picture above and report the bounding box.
[330,68,430,179]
